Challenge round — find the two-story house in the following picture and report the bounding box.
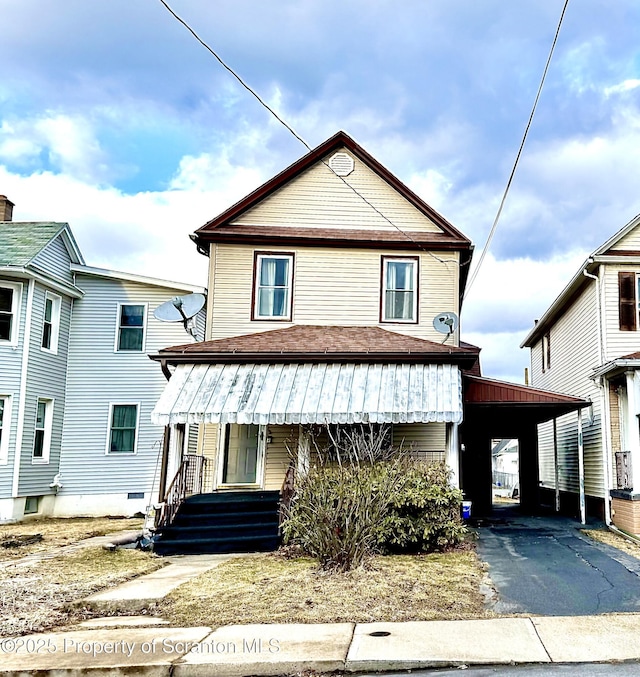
[150,131,588,554]
[522,213,640,534]
[0,195,205,522]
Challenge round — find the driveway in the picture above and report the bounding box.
[477,507,640,615]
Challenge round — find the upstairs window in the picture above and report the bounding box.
[41,292,61,353]
[542,331,551,372]
[107,404,138,454]
[618,272,637,331]
[253,253,294,320]
[381,257,418,323]
[0,282,21,345]
[116,304,146,351]
[32,398,53,464]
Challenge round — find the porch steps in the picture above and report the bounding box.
[153,491,281,556]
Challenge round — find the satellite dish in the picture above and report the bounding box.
[433,312,459,335]
[154,293,206,341]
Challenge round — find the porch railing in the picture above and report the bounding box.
[156,454,209,530]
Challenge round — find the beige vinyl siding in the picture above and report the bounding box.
[530,283,603,497]
[234,149,443,234]
[611,229,640,251]
[602,264,640,360]
[393,423,446,461]
[209,244,459,342]
[31,234,75,285]
[18,282,72,496]
[264,425,297,490]
[0,278,28,497]
[59,275,203,499]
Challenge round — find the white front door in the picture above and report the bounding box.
[219,423,265,487]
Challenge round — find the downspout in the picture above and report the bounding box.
[583,263,612,525]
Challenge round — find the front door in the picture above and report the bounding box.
[220,424,264,487]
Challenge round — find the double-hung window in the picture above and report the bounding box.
[107,404,139,454]
[116,304,146,351]
[253,253,294,320]
[41,292,61,352]
[381,257,418,323]
[0,282,21,345]
[0,396,9,464]
[32,398,53,463]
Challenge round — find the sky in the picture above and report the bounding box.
[2,0,640,384]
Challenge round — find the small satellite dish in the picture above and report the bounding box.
[154,293,206,341]
[433,311,459,335]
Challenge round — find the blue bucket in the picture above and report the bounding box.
[461,501,472,519]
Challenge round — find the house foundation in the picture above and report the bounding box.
[611,490,640,536]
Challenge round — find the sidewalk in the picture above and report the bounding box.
[4,545,640,674]
[4,614,640,674]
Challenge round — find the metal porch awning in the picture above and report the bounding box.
[151,362,462,426]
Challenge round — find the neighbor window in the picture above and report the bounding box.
[108,404,138,454]
[0,282,21,345]
[253,253,294,320]
[116,304,146,351]
[41,292,61,352]
[32,398,53,463]
[542,332,551,372]
[381,257,418,322]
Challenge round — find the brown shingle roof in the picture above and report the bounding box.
[156,325,479,365]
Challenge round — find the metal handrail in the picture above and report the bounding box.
[156,454,208,529]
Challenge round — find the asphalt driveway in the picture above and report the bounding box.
[476,507,640,616]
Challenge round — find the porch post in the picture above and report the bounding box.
[297,425,310,477]
[625,371,640,492]
[578,409,586,525]
[553,418,560,513]
[446,422,461,489]
[158,425,171,503]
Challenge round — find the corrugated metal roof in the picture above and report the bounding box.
[152,362,463,426]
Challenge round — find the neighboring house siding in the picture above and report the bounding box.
[17,282,72,496]
[209,243,459,342]
[31,235,74,285]
[0,277,27,498]
[233,153,443,234]
[58,275,201,503]
[602,263,640,360]
[531,283,603,497]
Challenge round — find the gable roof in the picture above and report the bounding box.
[0,222,84,267]
[521,211,640,348]
[154,324,480,366]
[192,130,472,249]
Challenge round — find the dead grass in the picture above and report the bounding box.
[0,517,143,561]
[583,528,640,559]
[0,547,163,636]
[160,549,490,628]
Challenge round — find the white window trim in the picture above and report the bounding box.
[0,395,11,465]
[105,402,140,455]
[32,397,53,465]
[381,257,418,323]
[253,253,294,321]
[40,291,61,354]
[216,423,266,489]
[0,281,23,347]
[114,303,148,353]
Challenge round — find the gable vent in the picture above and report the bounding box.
[328,152,354,177]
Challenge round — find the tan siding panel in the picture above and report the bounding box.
[233,153,443,234]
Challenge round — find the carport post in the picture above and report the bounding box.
[578,409,586,524]
[553,418,560,513]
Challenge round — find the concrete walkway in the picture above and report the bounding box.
[4,614,640,674]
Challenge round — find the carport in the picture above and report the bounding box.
[460,375,591,518]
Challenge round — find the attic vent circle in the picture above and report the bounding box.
[329,152,354,177]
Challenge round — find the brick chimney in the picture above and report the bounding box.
[0,196,14,222]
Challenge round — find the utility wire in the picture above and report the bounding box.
[156,0,455,270]
[464,0,570,299]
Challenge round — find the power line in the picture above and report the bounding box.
[464,0,570,299]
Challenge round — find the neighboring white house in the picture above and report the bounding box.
[522,212,640,533]
[0,196,205,522]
